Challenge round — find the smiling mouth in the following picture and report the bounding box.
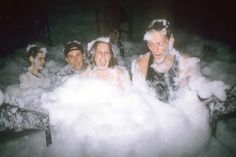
[99,59,107,63]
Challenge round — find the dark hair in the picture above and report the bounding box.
[64,41,84,56]
[26,43,47,65]
[27,46,46,65]
[90,41,117,67]
[146,19,172,39]
[27,46,42,59]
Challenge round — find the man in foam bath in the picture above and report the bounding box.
[56,40,87,77]
[131,18,229,105]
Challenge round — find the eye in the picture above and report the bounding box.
[157,42,164,46]
[148,43,153,47]
[67,55,74,60]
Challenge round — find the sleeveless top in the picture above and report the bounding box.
[146,55,179,103]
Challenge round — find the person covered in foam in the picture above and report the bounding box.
[109,28,124,59]
[56,40,87,77]
[132,18,229,104]
[4,44,51,108]
[19,44,51,89]
[0,89,4,105]
[82,37,131,89]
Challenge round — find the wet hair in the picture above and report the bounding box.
[26,45,46,64]
[90,40,117,68]
[64,40,84,57]
[27,46,42,58]
[144,19,172,40]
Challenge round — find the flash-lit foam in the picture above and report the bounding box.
[42,75,210,157]
[0,89,4,104]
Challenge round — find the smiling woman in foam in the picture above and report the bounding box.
[82,37,131,90]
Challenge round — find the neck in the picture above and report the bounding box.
[29,66,40,76]
[73,66,82,71]
[151,54,175,73]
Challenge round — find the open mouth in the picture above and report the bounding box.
[99,59,107,64]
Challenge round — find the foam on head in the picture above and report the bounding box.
[144,19,171,41]
[26,44,47,55]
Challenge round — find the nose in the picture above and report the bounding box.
[100,52,106,58]
[74,57,80,64]
[42,59,45,65]
[152,45,159,53]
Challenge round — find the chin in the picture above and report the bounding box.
[154,56,163,61]
[74,67,82,70]
[97,66,107,70]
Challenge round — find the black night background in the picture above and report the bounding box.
[1,0,235,57]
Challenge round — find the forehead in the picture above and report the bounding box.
[147,31,167,43]
[67,50,83,56]
[96,43,110,51]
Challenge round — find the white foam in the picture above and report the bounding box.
[41,75,210,157]
[0,89,4,105]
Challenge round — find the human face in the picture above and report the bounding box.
[147,31,169,63]
[94,43,111,70]
[32,52,46,71]
[66,50,84,70]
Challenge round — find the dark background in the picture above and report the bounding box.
[0,0,235,57]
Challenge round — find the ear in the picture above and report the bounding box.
[65,58,68,63]
[29,56,34,63]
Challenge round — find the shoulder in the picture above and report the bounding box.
[132,52,150,75]
[177,53,201,78]
[56,65,71,76]
[179,54,200,70]
[113,66,131,86]
[60,64,70,71]
[19,72,34,88]
[19,72,30,80]
[80,66,93,77]
[114,66,128,75]
[135,52,150,66]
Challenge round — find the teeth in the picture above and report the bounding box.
[99,60,106,63]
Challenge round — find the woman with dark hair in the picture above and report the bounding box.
[19,44,51,89]
[83,37,130,89]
